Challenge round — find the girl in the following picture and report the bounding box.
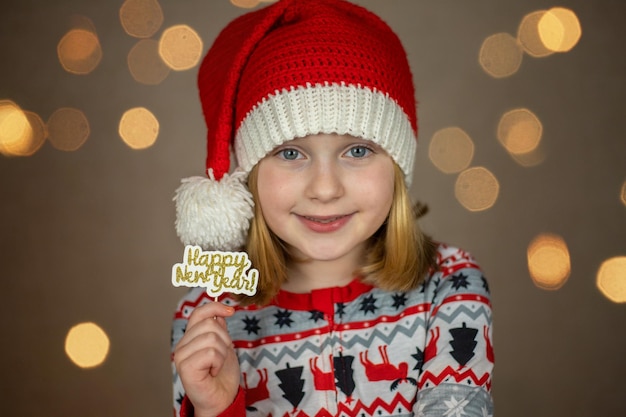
[171,1,494,416]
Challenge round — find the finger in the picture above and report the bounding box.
[180,316,233,349]
[187,302,235,329]
[178,345,226,380]
[175,332,231,376]
[174,302,235,354]
[182,303,234,347]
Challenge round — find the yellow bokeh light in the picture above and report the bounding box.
[621,181,626,207]
[518,10,555,58]
[128,39,171,85]
[3,111,47,157]
[119,107,160,150]
[479,32,523,78]
[527,234,571,290]
[158,25,203,71]
[0,102,46,157]
[497,108,543,155]
[120,0,164,38]
[0,100,31,157]
[231,0,260,8]
[454,167,500,212]
[57,28,103,75]
[47,107,90,152]
[65,322,110,369]
[428,127,474,174]
[597,257,626,303]
[538,7,582,53]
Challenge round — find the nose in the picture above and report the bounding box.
[305,159,344,202]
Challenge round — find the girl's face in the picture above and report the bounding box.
[256,133,395,266]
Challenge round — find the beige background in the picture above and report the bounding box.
[1,0,624,416]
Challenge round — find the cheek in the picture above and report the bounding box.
[256,164,291,218]
[358,164,395,211]
[376,181,395,218]
[256,170,275,213]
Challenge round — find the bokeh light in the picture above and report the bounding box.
[454,167,500,212]
[596,257,626,303]
[65,322,110,369]
[538,7,582,53]
[119,0,164,38]
[47,107,90,152]
[518,10,555,58]
[7,111,47,157]
[497,108,543,155]
[0,101,46,157]
[231,0,261,8]
[527,234,571,290]
[119,107,160,149]
[57,27,103,75]
[158,24,203,71]
[128,39,171,85]
[621,181,626,207]
[479,32,523,78]
[0,100,31,156]
[428,127,474,174]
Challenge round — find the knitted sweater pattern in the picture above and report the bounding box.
[172,244,494,417]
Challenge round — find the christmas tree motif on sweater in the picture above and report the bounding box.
[276,363,306,410]
[359,345,416,391]
[449,322,478,368]
[334,353,356,398]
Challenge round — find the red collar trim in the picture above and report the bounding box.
[271,279,374,314]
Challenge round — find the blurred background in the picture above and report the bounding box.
[1,0,624,416]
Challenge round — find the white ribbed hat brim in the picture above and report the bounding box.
[234,83,416,185]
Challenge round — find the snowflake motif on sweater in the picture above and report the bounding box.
[172,244,494,417]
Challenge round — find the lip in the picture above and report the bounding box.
[296,213,353,233]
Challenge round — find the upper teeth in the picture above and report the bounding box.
[307,216,339,223]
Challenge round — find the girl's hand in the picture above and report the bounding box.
[173,302,240,417]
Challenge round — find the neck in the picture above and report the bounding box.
[281,249,365,293]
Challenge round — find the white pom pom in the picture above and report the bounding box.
[174,169,254,251]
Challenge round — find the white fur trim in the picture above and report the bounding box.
[174,169,254,251]
[234,83,417,185]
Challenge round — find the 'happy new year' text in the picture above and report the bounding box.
[171,245,258,297]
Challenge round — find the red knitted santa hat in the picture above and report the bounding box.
[175,0,418,251]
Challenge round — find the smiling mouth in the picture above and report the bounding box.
[297,214,353,233]
[303,215,346,224]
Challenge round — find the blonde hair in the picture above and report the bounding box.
[241,163,436,306]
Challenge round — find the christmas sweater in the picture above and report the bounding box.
[171,244,494,417]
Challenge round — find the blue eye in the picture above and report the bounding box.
[347,146,371,158]
[279,148,301,160]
